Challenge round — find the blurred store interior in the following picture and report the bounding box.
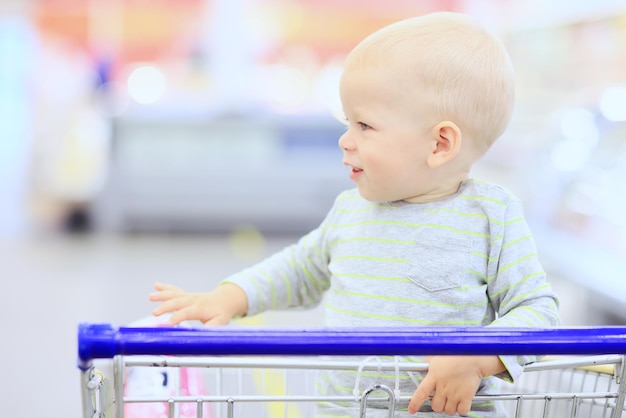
[2,0,626,417]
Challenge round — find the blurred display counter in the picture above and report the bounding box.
[93,112,352,234]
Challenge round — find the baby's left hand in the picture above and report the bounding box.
[408,356,488,416]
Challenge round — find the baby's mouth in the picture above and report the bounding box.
[349,167,363,180]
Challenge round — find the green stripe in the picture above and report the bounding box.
[333,273,412,282]
[424,208,504,226]
[470,250,498,263]
[459,195,506,206]
[333,255,409,263]
[258,269,276,309]
[501,309,535,327]
[490,271,543,298]
[504,217,524,226]
[329,220,422,229]
[331,288,487,309]
[304,234,326,262]
[279,269,292,306]
[472,401,495,408]
[496,253,537,275]
[490,233,504,244]
[423,223,489,238]
[500,283,554,313]
[329,237,415,247]
[241,273,265,311]
[325,303,482,325]
[337,192,361,202]
[493,317,516,327]
[424,208,487,218]
[502,235,531,250]
[298,260,324,294]
[468,269,488,282]
[519,305,551,324]
[311,242,325,260]
[470,250,488,260]
[296,236,330,292]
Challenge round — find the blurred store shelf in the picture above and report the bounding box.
[93,112,352,234]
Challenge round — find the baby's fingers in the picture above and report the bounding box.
[166,307,193,326]
[168,304,223,326]
[153,282,183,293]
[456,398,472,416]
[151,295,190,318]
[149,290,179,302]
[408,376,434,414]
[149,283,186,302]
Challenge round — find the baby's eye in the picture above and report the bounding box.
[358,122,372,130]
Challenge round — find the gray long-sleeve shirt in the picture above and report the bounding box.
[224,179,561,417]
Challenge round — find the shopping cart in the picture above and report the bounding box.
[78,324,626,417]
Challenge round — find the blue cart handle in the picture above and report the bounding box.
[77,323,626,369]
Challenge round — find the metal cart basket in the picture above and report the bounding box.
[78,324,626,418]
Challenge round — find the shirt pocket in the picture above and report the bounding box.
[406,232,474,292]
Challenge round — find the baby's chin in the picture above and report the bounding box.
[356,187,404,203]
[359,188,447,204]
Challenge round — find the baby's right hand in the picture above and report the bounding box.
[149,282,245,326]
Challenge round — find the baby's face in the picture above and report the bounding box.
[338,64,439,203]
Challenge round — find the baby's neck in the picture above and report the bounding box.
[403,184,462,203]
[403,169,469,203]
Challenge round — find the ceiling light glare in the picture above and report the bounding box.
[600,86,626,122]
[127,65,166,104]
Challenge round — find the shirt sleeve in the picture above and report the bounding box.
[485,196,561,382]
[220,199,338,317]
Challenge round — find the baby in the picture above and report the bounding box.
[150,12,560,417]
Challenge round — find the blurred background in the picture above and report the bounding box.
[2,0,626,416]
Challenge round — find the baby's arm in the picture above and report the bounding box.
[408,355,505,416]
[148,195,339,326]
[149,282,248,326]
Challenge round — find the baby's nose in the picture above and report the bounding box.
[338,131,354,151]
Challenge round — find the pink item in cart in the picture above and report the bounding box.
[123,316,213,418]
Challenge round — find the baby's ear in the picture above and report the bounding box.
[427,121,462,168]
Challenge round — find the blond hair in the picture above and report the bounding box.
[346,12,515,155]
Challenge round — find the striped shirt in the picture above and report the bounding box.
[224,179,561,417]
